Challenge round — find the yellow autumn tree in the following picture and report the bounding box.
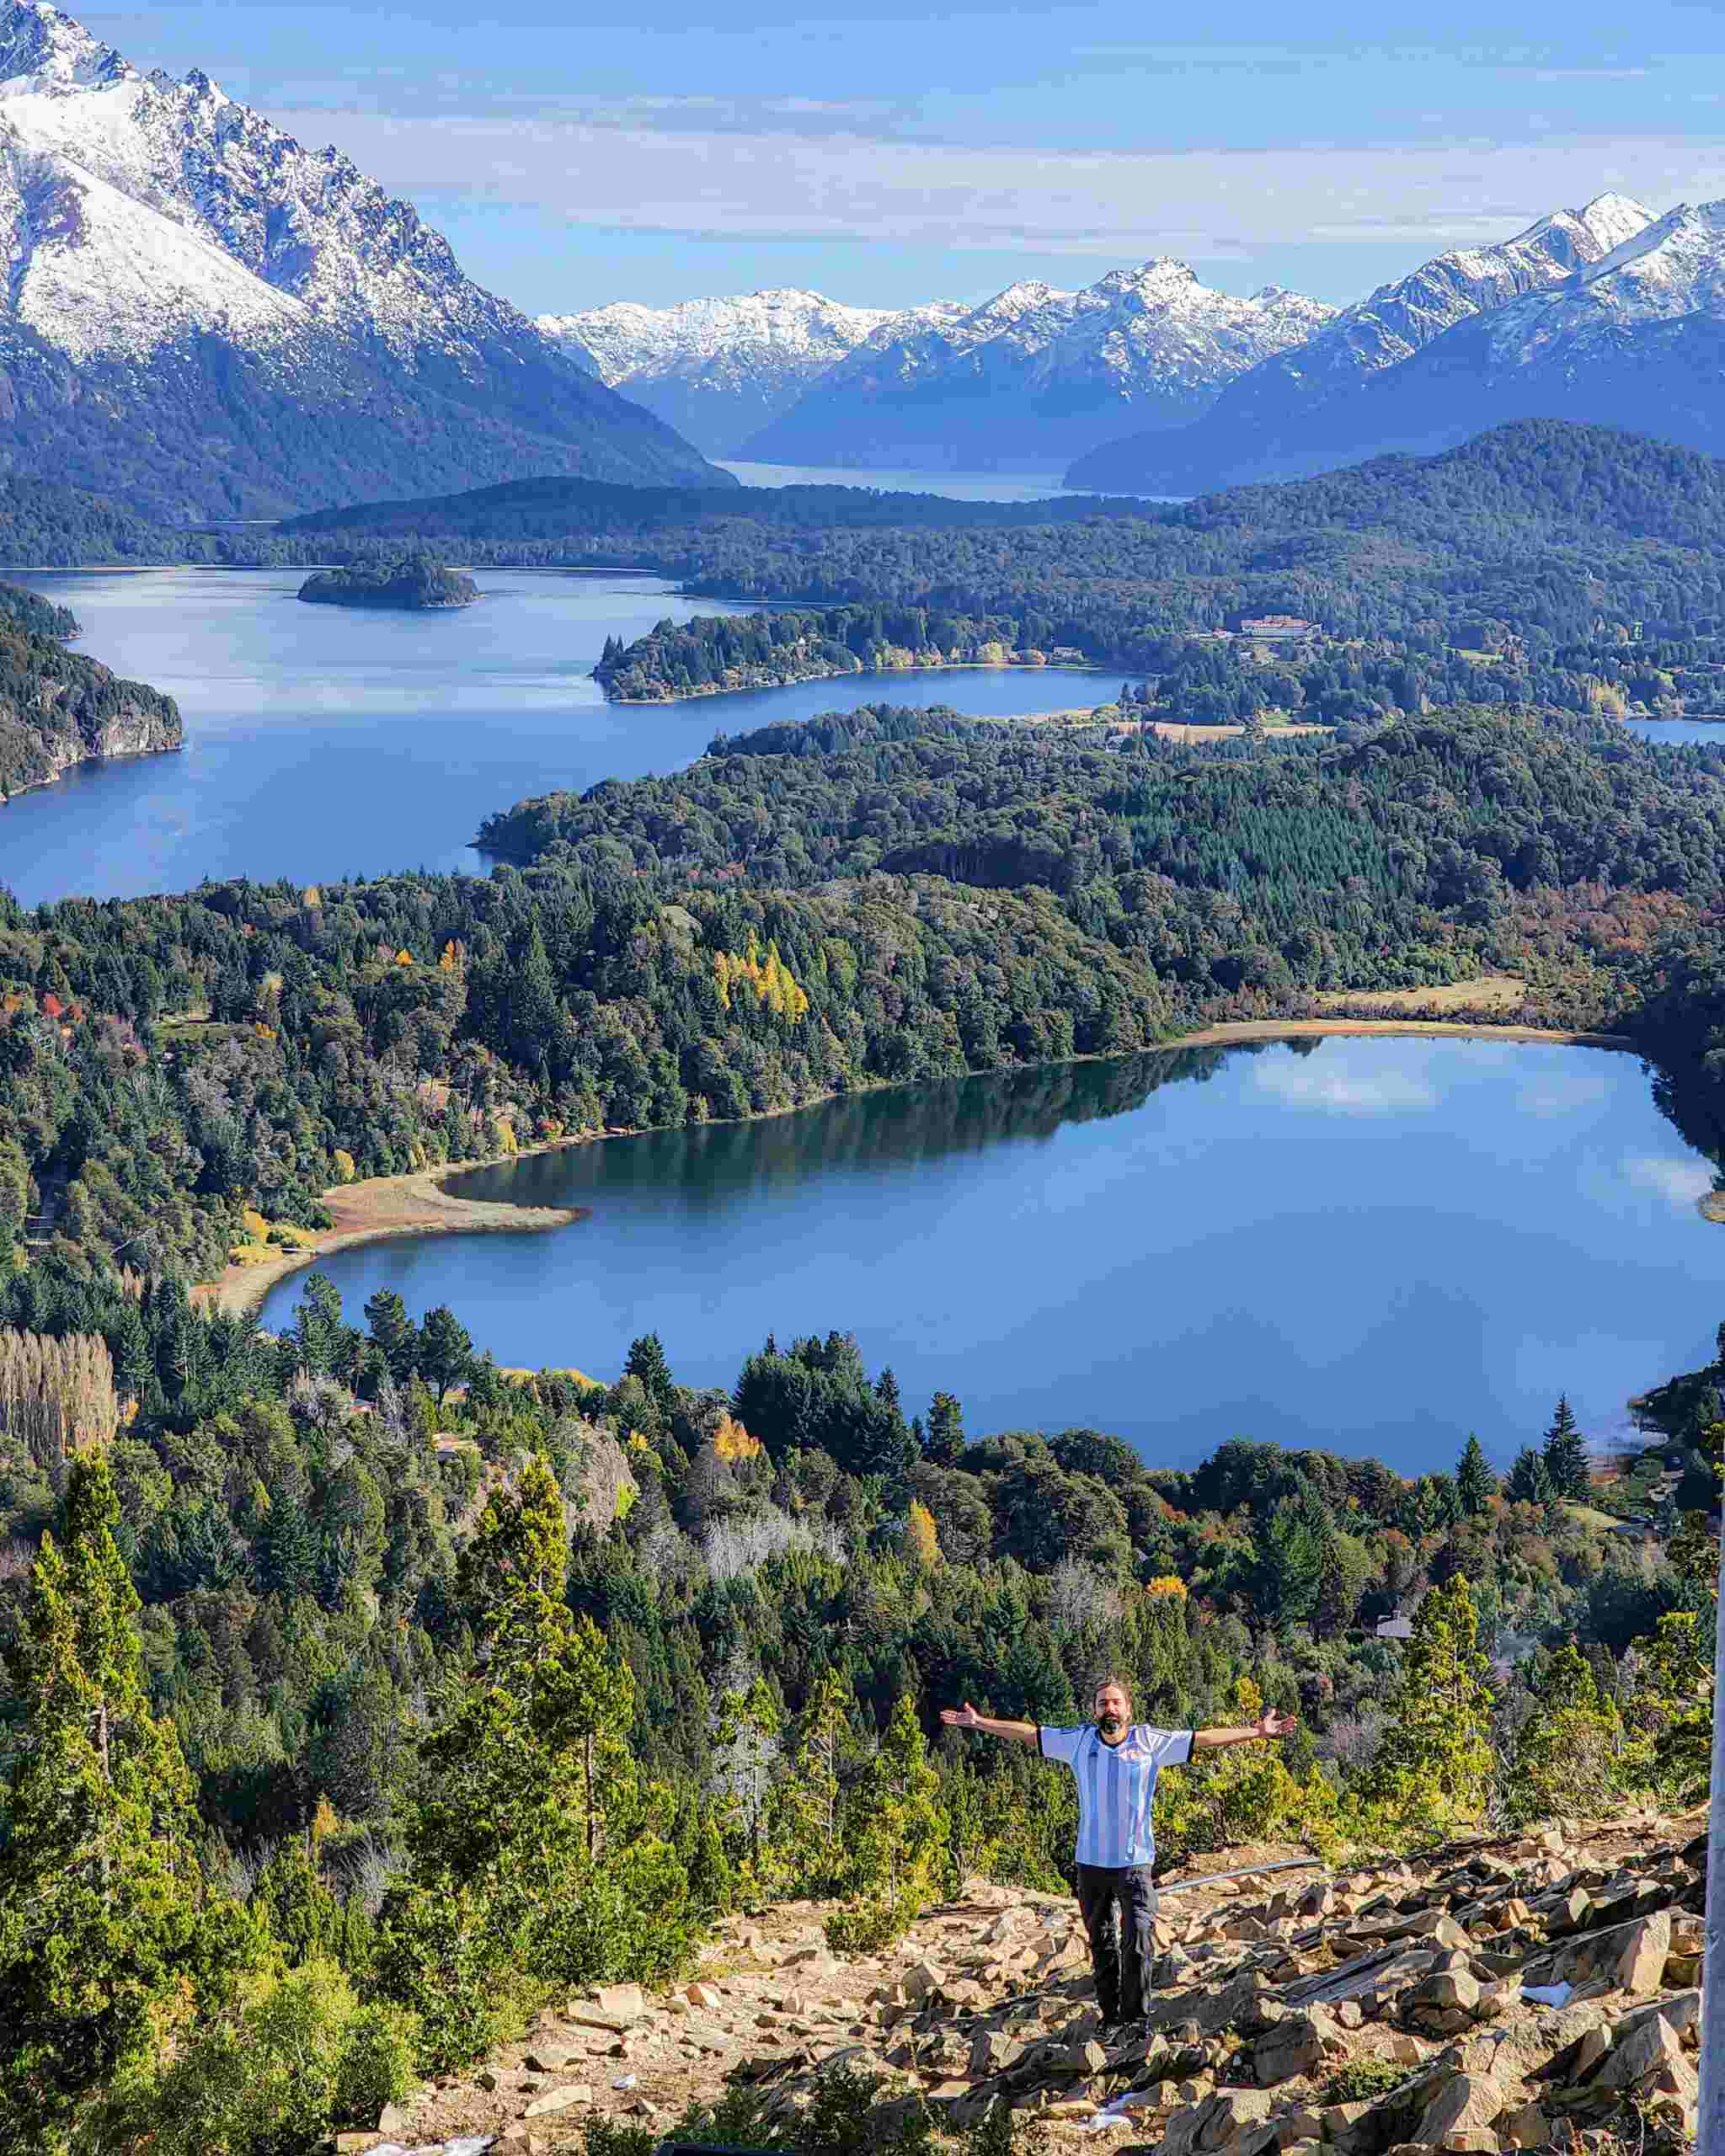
[713,1413,763,1463]
[905,1501,940,1570]
[331,1150,356,1184]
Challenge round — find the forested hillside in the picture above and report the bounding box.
[3,703,1725,1286]
[0,1242,1714,2150]
[0,592,182,800]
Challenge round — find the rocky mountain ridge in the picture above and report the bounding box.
[353,1806,1709,2156]
[734,261,1335,472]
[0,0,729,518]
[1064,194,1664,491]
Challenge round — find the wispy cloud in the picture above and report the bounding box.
[267,105,1725,255]
[1249,1055,1439,1113]
[1623,1156,1717,1210]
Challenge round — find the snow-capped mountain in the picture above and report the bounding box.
[1174,198,1725,483]
[538,288,925,455]
[0,0,728,518]
[1065,193,1656,492]
[737,260,1336,472]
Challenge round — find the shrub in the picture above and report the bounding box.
[1320,2058,1415,2106]
[93,1957,417,2156]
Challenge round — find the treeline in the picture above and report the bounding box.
[0,1251,1715,2149]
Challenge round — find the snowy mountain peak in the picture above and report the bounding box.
[0,0,725,511]
[0,0,129,91]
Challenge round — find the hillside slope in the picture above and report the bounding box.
[378,1809,1708,2153]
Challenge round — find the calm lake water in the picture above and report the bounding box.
[1,568,1128,906]
[1626,718,1725,746]
[261,1036,1725,1476]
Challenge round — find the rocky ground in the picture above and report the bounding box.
[344,1808,1710,2156]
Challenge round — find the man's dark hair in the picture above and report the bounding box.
[1092,1672,1134,1711]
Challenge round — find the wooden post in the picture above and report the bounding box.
[1699,1502,1725,2153]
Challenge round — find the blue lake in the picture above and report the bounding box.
[261,1035,1725,1477]
[1,567,1127,905]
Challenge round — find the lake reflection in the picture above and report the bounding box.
[263,1036,1725,1476]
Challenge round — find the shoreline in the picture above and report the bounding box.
[193,1017,1644,1319]
[193,1142,593,1319]
[606,657,1108,706]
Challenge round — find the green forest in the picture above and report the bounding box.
[0,1246,1717,2153]
[3,420,1725,2153]
[3,702,1725,1286]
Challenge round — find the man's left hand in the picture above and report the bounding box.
[1256,1710,1298,1739]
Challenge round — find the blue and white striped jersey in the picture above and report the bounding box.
[1039,1722,1194,1867]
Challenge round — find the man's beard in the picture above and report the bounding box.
[1096,1712,1124,1737]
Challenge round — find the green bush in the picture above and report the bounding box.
[92,1957,417,2156]
[369,1881,537,2073]
[1320,2058,1416,2106]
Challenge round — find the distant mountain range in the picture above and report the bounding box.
[733,264,1335,471]
[0,0,729,520]
[538,288,925,455]
[549,189,1725,490]
[1064,192,1691,491]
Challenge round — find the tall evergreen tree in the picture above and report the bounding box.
[1541,1396,1591,1500]
[924,1390,966,1466]
[1505,1444,1554,1505]
[416,1305,475,1408]
[0,1454,251,2144]
[624,1331,676,1417]
[1363,1575,1494,1833]
[1455,1433,1498,1516]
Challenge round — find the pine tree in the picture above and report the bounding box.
[1455,1433,1498,1517]
[416,1305,475,1408]
[1505,1445,1554,1505]
[1360,1575,1494,1836]
[924,1390,965,1466]
[0,1453,252,2143]
[826,1694,947,1953]
[624,1332,676,1417]
[1541,1397,1591,1499]
[376,1454,693,2067]
[1503,1643,1626,1824]
[768,1664,855,1897]
[363,1288,419,1385]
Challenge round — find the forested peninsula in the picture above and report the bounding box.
[0,578,181,799]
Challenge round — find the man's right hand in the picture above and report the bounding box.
[941,1700,984,1729]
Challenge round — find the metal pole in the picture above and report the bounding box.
[1699,1503,1725,2156]
[1160,1856,1326,1894]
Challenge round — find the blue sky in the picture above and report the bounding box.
[85,0,1725,314]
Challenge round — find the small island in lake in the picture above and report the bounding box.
[296,555,479,611]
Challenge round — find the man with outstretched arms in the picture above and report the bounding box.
[942,1674,1295,2033]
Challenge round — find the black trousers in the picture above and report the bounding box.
[1074,1862,1159,2024]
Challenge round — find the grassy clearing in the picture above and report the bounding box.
[1317,976,1527,1015]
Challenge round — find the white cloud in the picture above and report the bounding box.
[1623,1156,1717,1210]
[266,105,1725,256]
[1248,1055,1439,1114]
